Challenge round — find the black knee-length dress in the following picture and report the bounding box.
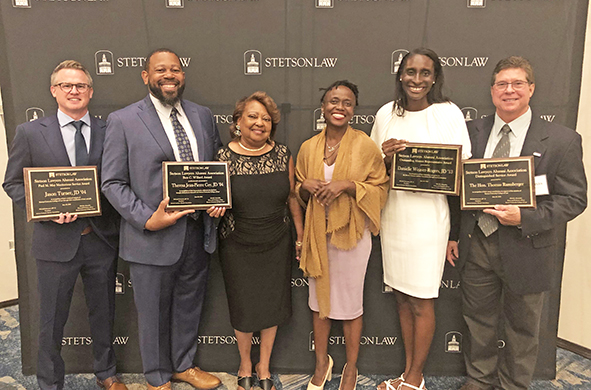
[216,143,293,332]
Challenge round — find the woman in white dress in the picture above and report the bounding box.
[370,48,471,390]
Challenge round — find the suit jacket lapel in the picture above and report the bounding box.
[182,100,206,162]
[473,115,494,159]
[39,115,71,166]
[138,95,176,161]
[520,115,548,171]
[88,116,105,166]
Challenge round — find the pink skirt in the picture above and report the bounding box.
[308,227,372,320]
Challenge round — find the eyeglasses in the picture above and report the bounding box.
[492,80,530,91]
[54,83,91,93]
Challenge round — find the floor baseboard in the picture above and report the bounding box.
[558,337,591,360]
[0,299,18,309]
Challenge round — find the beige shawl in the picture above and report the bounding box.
[295,127,389,318]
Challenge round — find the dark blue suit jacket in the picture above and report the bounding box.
[3,114,120,262]
[101,95,222,265]
[452,113,587,294]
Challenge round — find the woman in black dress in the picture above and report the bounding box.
[215,91,304,390]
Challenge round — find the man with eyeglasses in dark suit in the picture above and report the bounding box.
[448,56,587,390]
[3,60,126,390]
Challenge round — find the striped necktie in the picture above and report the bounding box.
[477,124,512,237]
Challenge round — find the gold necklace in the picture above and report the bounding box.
[239,140,267,152]
[326,140,341,153]
[323,147,339,162]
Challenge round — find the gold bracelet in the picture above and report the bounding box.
[295,241,303,247]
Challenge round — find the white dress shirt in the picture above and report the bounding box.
[57,110,91,166]
[484,108,532,158]
[149,94,200,162]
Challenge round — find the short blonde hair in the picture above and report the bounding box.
[50,60,93,87]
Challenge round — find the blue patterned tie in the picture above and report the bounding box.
[170,107,194,161]
[72,121,88,166]
[170,107,200,219]
[478,124,512,237]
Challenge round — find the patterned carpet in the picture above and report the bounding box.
[1,306,590,389]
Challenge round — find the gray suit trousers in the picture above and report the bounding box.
[461,228,545,390]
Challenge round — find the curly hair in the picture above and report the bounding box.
[230,91,281,141]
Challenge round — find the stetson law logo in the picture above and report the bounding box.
[214,114,233,125]
[166,0,184,7]
[309,331,397,351]
[382,282,394,293]
[95,50,191,75]
[244,50,262,75]
[385,279,459,292]
[62,335,129,346]
[26,107,44,122]
[19,0,109,6]
[198,335,261,345]
[467,0,485,8]
[316,0,334,8]
[461,107,478,122]
[439,56,489,67]
[349,113,375,127]
[115,273,126,295]
[391,49,409,75]
[540,114,556,122]
[291,277,309,287]
[244,50,338,76]
[445,331,462,353]
[313,108,327,132]
[313,108,375,132]
[12,0,30,8]
[440,279,460,289]
[95,50,114,76]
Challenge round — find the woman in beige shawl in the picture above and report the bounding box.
[296,80,389,390]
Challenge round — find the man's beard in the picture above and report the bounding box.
[149,80,185,106]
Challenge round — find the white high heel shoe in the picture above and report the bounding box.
[338,363,358,390]
[379,373,404,390]
[397,376,426,390]
[307,355,333,390]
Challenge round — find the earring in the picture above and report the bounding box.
[433,81,436,84]
[234,125,241,137]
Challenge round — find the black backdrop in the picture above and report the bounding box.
[0,0,587,378]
